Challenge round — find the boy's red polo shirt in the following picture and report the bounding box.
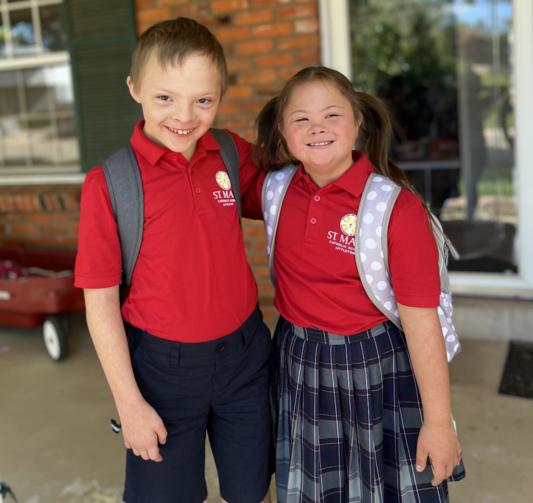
[244,151,441,335]
[75,121,260,342]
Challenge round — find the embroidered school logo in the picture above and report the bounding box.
[216,171,231,190]
[340,214,357,236]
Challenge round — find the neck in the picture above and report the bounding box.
[303,156,354,188]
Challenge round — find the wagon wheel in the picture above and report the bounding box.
[43,316,67,361]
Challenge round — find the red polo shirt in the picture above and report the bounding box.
[75,121,260,342]
[244,151,441,335]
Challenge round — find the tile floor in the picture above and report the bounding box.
[0,315,532,503]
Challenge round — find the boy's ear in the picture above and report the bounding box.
[127,76,141,104]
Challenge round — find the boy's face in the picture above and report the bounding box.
[128,53,221,160]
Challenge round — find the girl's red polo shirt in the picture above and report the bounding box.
[75,121,261,342]
[244,151,441,335]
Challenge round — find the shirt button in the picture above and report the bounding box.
[172,155,178,161]
[216,343,226,353]
[195,187,201,193]
[310,218,317,224]
[314,195,320,202]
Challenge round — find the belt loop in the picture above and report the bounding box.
[170,341,180,368]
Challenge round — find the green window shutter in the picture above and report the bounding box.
[64,0,142,172]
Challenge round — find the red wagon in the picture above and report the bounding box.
[0,246,85,361]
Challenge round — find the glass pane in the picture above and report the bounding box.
[57,117,79,165]
[0,14,6,58]
[10,8,37,57]
[350,0,516,274]
[0,71,20,115]
[40,4,67,52]
[29,118,57,165]
[0,117,30,166]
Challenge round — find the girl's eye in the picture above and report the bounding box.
[326,114,339,118]
[295,118,308,122]
[198,98,211,104]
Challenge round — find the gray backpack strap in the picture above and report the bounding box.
[355,173,402,329]
[209,128,241,226]
[102,145,144,289]
[261,166,299,284]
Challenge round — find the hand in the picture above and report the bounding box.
[415,421,462,486]
[119,397,167,462]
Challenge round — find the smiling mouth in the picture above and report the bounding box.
[307,141,334,147]
[166,126,195,135]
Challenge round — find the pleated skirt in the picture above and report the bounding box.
[274,317,465,503]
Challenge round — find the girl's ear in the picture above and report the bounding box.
[278,122,286,140]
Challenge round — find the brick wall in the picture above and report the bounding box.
[0,0,321,323]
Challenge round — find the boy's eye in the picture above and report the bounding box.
[158,95,171,101]
[198,98,211,104]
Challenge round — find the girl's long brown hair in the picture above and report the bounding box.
[253,66,435,228]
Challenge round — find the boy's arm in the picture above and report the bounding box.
[84,286,167,462]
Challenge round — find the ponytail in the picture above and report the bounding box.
[253,96,298,171]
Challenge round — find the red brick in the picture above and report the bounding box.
[295,18,319,34]
[200,16,233,29]
[173,4,208,17]
[254,267,270,278]
[243,218,264,227]
[156,0,188,5]
[41,225,68,235]
[277,4,318,19]
[24,213,51,223]
[27,236,78,248]
[135,0,153,8]
[253,0,293,5]
[227,57,253,71]
[298,48,320,64]
[243,226,267,238]
[10,224,38,235]
[211,0,249,13]
[137,24,150,36]
[257,282,274,294]
[243,100,269,113]
[136,7,171,23]
[243,129,256,141]
[257,295,274,306]
[236,39,274,55]
[70,225,80,234]
[252,22,292,38]
[256,53,294,68]
[0,214,22,222]
[52,213,79,222]
[253,238,268,251]
[239,69,278,85]
[235,9,273,25]
[261,309,277,321]
[218,116,255,129]
[278,34,319,51]
[257,84,284,95]
[280,66,305,80]
[2,237,25,246]
[225,86,253,99]
[217,102,240,114]
[215,27,252,42]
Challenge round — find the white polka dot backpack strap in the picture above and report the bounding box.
[262,165,299,284]
[355,173,461,362]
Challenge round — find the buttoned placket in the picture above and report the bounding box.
[179,148,212,216]
[303,177,330,244]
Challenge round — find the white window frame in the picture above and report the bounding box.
[319,0,533,298]
[0,0,83,184]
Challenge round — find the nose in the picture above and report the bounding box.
[171,101,195,124]
[309,119,326,135]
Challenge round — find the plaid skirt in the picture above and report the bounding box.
[274,317,465,503]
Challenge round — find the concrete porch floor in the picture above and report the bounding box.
[0,315,532,503]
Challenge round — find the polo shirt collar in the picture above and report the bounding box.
[130,120,221,166]
[292,150,375,198]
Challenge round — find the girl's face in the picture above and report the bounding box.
[279,80,360,186]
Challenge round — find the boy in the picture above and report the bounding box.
[75,18,272,503]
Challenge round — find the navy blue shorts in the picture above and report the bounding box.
[123,305,275,503]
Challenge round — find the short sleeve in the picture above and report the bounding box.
[227,130,266,220]
[74,167,122,289]
[387,191,440,307]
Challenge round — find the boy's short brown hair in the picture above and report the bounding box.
[130,17,228,97]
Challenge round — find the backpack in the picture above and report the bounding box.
[102,128,241,290]
[262,165,461,362]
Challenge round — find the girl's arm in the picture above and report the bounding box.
[397,303,462,486]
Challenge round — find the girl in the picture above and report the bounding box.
[252,67,465,502]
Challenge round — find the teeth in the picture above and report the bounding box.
[309,141,331,146]
[168,127,193,135]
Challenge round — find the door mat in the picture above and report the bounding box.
[499,341,533,400]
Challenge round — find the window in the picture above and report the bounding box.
[0,0,79,175]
